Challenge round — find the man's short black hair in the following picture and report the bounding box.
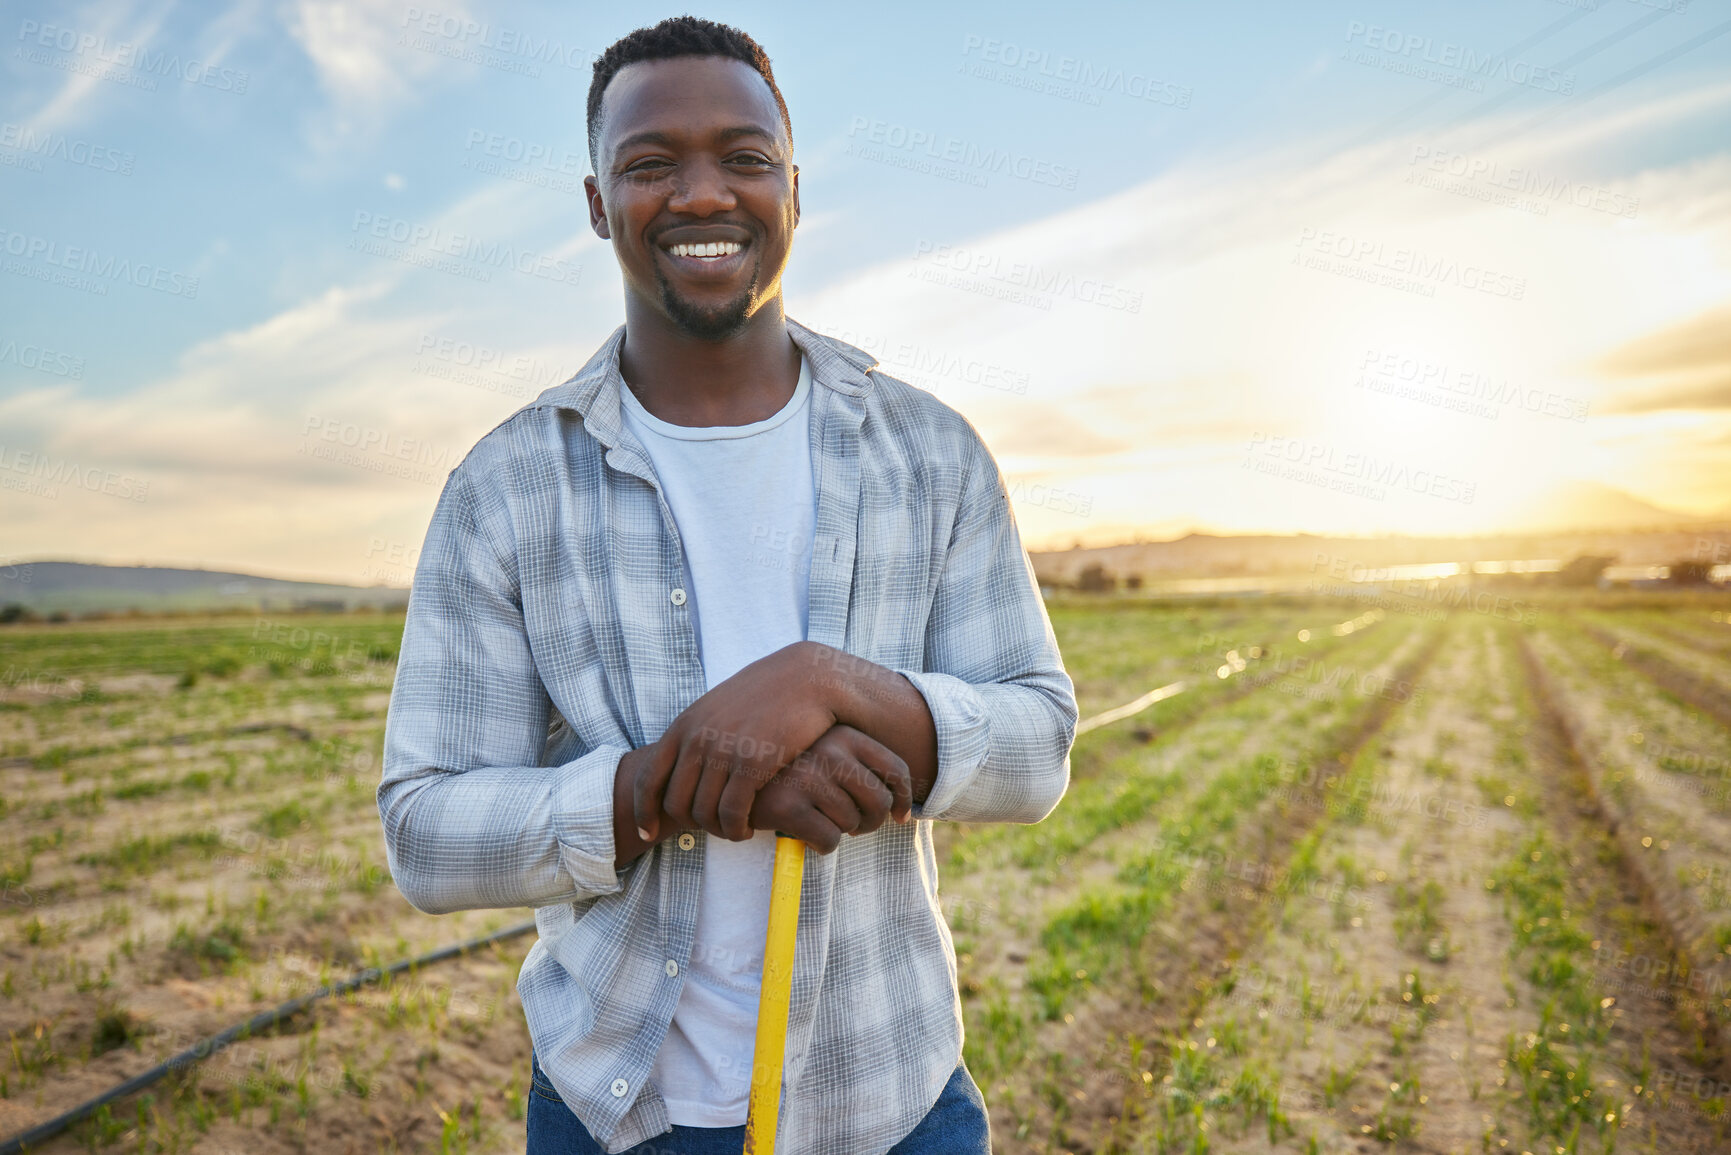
[587,16,793,175]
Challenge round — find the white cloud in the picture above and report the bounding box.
[13,0,168,133]
[0,173,618,582]
[7,62,1731,574]
[797,80,1731,546]
[284,0,466,146]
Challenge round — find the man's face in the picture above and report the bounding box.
[586,56,799,341]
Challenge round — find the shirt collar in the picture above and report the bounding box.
[530,317,878,451]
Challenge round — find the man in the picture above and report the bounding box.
[379,16,1075,1155]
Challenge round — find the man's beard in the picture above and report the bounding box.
[655,261,761,341]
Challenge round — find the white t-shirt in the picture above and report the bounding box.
[620,355,816,1127]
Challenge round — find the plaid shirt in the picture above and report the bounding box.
[379,319,1076,1154]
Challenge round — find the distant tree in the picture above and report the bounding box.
[1552,556,1615,587]
[1077,563,1116,593]
[1668,559,1713,586]
[1125,573,1144,590]
[0,603,27,624]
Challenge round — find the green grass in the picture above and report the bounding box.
[0,613,404,679]
[1484,624,1625,1153]
[75,830,221,875]
[959,616,1436,1111]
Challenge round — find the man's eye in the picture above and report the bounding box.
[729,154,773,167]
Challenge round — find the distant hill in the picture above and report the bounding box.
[0,562,409,616]
[1494,481,1714,534]
[1030,526,1731,588]
[1029,480,1730,587]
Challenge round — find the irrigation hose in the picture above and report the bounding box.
[743,835,807,1155]
[1074,680,1185,735]
[1072,611,1387,736]
[0,918,539,1155]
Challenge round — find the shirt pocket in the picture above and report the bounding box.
[849,485,939,660]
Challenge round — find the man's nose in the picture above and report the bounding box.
[667,158,738,215]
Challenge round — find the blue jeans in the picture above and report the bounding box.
[526,1051,991,1154]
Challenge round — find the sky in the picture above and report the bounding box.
[2,0,1730,584]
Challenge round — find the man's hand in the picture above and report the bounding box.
[613,742,685,867]
[749,724,911,853]
[634,641,838,842]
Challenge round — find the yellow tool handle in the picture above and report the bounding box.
[743,835,806,1155]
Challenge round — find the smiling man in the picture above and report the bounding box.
[379,16,1075,1155]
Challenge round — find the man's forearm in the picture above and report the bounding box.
[803,642,938,803]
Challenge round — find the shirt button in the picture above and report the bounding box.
[611,1077,629,1098]
[669,588,687,606]
[677,833,695,850]
[665,959,679,977]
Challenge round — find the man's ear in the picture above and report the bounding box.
[791,164,800,229]
[584,175,611,240]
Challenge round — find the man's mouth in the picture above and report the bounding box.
[662,241,745,260]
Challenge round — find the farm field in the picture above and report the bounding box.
[2,596,1730,1154]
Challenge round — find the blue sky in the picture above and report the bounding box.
[4,0,1730,582]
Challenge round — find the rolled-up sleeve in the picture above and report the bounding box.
[898,433,1077,824]
[379,466,627,915]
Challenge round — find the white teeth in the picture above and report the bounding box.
[667,241,743,259]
